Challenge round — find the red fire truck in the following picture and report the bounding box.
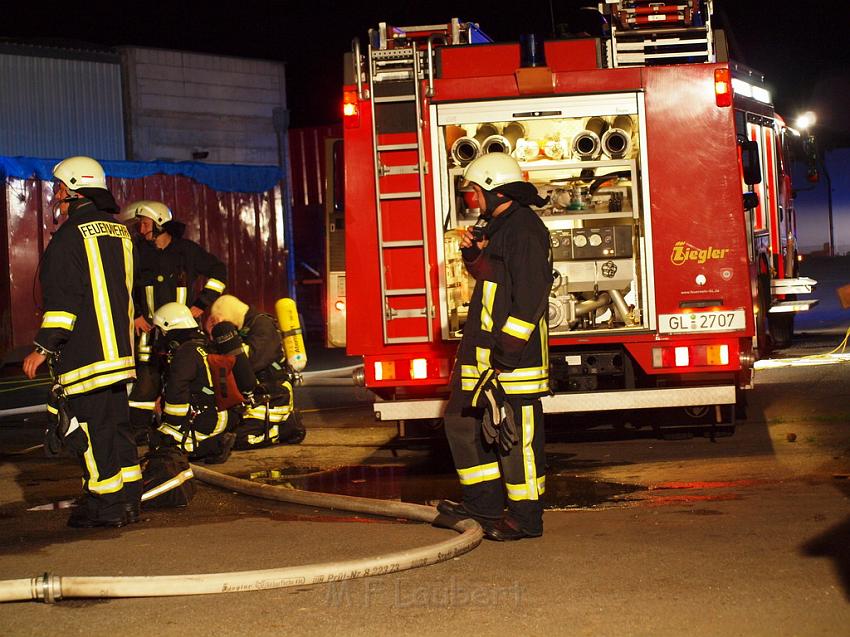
[336,2,817,433]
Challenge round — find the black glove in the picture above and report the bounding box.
[470,369,508,449]
[211,321,243,355]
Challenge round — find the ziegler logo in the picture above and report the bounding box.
[670,241,730,266]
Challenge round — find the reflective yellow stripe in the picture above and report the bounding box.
[457,462,501,486]
[123,236,134,354]
[41,311,76,330]
[521,404,539,501]
[502,315,535,341]
[246,406,292,422]
[480,281,496,332]
[470,368,494,408]
[58,356,136,386]
[63,368,136,396]
[199,347,213,386]
[129,400,156,411]
[145,286,155,318]
[80,422,124,495]
[157,423,194,452]
[212,410,229,435]
[47,404,58,415]
[505,476,546,501]
[247,424,279,446]
[122,464,142,483]
[141,468,193,501]
[138,331,152,362]
[476,347,491,372]
[204,278,225,293]
[540,315,549,370]
[176,287,187,306]
[461,364,480,378]
[138,331,152,352]
[498,366,547,381]
[83,235,118,360]
[500,380,549,395]
[164,403,189,417]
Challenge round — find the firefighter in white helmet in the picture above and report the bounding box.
[149,302,237,464]
[207,294,306,448]
[23,156,142,528]
[120,199,227,445]
[437,152,553,541]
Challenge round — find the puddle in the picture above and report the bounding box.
[247,465,646,510]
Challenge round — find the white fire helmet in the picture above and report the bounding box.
[118,200,173,228]
[153,302,198,333]
[52,156,108,191]
[462,152,524,191]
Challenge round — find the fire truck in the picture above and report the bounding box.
[335,1,817,433]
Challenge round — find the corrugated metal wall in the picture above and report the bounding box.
[0,51,125,160]
[1,174,286,357]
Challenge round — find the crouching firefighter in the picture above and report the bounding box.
[437,153,553,541]
[207,294,306,449]
[150,303,236,464]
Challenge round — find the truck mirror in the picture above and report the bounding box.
[741,140,762,185]
[803,135,819,183]
[743,192,759,210]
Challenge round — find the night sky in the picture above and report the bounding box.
[2,1,848,144]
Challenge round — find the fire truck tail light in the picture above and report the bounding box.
[343,90,360,128]
[707,344,729,366]
[714,68,732,107]
[652,344,731,368]
[410,358,428,380]
[374,360,396,381]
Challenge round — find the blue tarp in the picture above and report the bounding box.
[0,156,283,194]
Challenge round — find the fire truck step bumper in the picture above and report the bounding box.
[372,385,736,421]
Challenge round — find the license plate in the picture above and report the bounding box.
[658,310,746,334]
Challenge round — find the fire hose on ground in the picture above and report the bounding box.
[0,464,483,603]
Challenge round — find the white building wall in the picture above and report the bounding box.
[120,47,286,165]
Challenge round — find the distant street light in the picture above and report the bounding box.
[795,111,817,131]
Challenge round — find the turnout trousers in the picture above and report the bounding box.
[67,384,142,521]
[443,372,546,535]
[128,332,160,440]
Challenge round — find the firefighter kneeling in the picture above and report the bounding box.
[150,303,238,464]
[207,294,306,449]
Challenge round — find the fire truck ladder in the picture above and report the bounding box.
[601,1,717,68]
[367,38,434,345]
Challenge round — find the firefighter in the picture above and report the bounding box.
[150,302,236,464]
[437,153,552,541]
[121,200,227,444]
[23,156,142,528]
[207,294,306,449]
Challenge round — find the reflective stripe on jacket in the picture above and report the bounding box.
[35,205,137,396]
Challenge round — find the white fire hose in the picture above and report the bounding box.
[0,464,482,603]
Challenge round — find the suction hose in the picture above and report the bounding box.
[0,465,483,603]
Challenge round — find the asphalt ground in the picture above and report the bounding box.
[0,257,848,634]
